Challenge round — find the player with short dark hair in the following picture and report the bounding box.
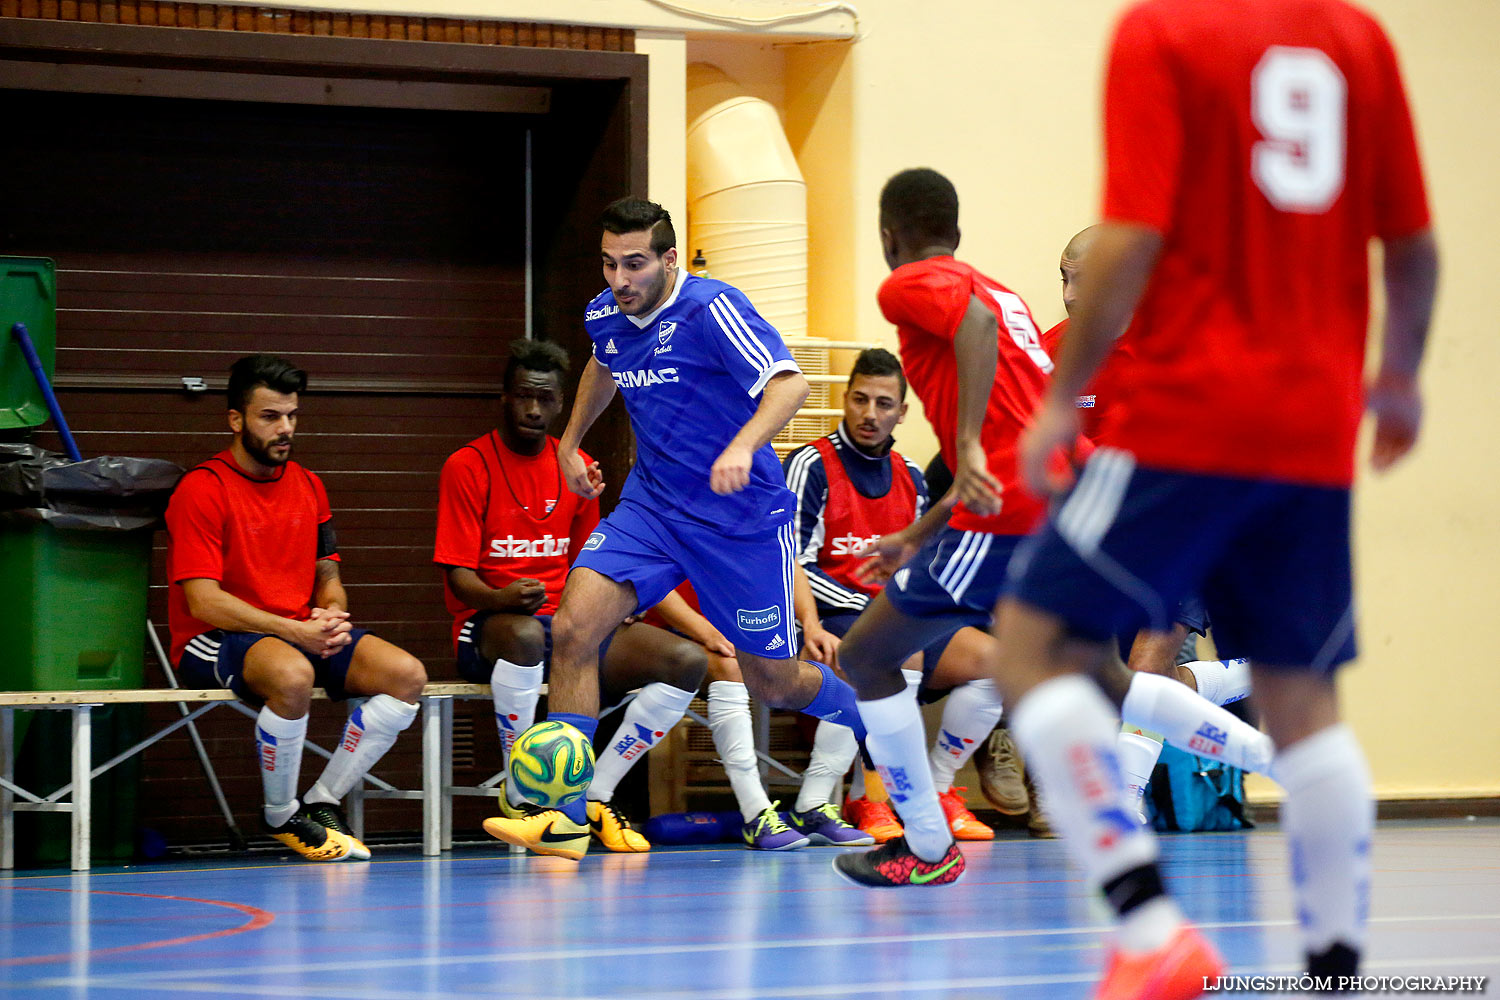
[484,197,869,860]
[997,1,1436,993]
[784,349,1001,843]
[435,339,705,855]
[830,167,1059,887]
[167,355,428,862]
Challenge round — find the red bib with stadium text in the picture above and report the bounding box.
[812,436,917,597]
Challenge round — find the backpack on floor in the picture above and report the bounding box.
[1144,744,1253,832]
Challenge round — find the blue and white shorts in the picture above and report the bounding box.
[573,498,798,659]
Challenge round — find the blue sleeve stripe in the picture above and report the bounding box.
[709,294,774,371]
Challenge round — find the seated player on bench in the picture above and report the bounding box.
[165,354,427,862]
[434,338,706,853]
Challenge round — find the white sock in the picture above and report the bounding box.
[1010,675,1181,951]
[1122,671,1274,775]
[1117,728,1165,809]
[589,682,695,803]
[859,688,950,861]
[929,678,1005,794]
[491,658,543,771]
[1185,658,1252,706]
[707,681,773,821]
[901,667,923,693]
[795,721,859,812]
[1276,724,1373,956]
[256,707,308,827]
[306,694,419,805]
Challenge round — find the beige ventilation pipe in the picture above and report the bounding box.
[686,64,827,437]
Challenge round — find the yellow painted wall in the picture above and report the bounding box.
[372,0,1500,799]
[689,1,1500,801]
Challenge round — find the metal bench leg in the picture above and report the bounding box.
[421,696,442,856]
[72,705,92,872]
[440,697,454,852]
[2,708,13,871]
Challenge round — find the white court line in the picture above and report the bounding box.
[26,913,1500,987]
[26,953,1500,1000]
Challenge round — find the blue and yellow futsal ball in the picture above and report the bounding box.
[508,720,595,808]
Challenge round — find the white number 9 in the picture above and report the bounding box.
[1251,46,1347,214]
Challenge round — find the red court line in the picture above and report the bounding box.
[0,887,275,968]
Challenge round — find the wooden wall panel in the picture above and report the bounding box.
[1,0,635,49]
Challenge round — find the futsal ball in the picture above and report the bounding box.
[508,720,595,809]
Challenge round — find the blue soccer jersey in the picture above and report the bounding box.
[584,269,801,536]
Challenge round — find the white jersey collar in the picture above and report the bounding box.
[625,266,689,329]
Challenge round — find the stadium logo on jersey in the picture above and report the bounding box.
[1076,394,1097,409]
[586,304,619,321]
[488,533,571,559]
[1189,722,1229,757]
[611,722,665,763]
[830,532,882,556]
[604,338,619,354]
[612,367,679,389]
[737,606,782,632]
[582,532,605,552]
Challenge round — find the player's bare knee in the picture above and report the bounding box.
[383,651,427,702]
[741,668,799,710]
[658,639,708,691]
[483,614,546,666]
[246,644,316,714]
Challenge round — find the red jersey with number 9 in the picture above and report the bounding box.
[1099,0,1429,487]
[878,257,1052,536]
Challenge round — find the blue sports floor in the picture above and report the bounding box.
[2,819,1497,998]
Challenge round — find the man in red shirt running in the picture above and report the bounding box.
[996,2,1437,995]
[167,354,428,862]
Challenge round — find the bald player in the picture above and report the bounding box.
[1044,228,1268,812]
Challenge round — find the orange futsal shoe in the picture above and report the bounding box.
[842,795,904,844]
[938,787,995,841]
[1095,923,1225,1000]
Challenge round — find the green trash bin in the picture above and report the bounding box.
[1,257,56,431]
[0,447,182,865]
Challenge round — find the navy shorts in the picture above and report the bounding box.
[454,612,616,683]
[1007,448,1356,673]
[178,627,370,702]
[885,524,1024,631]
[573,499,799,659]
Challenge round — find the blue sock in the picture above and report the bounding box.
[547,712,597,824]
[799,662,866,743]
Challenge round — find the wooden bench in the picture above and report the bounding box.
[0,682,506,871]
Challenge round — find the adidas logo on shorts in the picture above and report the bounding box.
[766,635,785,652]
[605,339,618,354]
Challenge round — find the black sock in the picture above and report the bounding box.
[1308,942,1360,985]
[1101,862,1166,918]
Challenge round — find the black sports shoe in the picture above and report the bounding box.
[265,806,360,862]
[303,801,372,860]
[832,836,965,887]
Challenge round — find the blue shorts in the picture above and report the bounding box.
[1007,449,1356,673]
[454,612,616,683]
[178,627,370,702]
[885,524,1024,631]
[573,499,798,659]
